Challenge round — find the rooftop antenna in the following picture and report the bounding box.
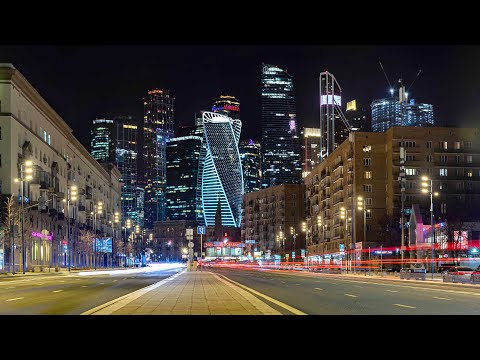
[379,61,394,95]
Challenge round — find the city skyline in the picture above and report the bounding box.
[1,45,478,150]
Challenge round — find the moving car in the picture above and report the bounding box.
[442,266,474,283]
[470,266,480,284]
[399,263,427,280]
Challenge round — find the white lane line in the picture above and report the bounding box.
[82,271,184,315]
[113,280,118,282]
[5,297,24,302]
[394,303,416,309]
[295,284,300,286]
[36,283,44,286]
[122,278,127,280]
[344,294,358,298]
[76,279,80,281]
[433,296,452,301]
[99,283,105,285]
[81,286,88,288]
[214,273,304,315]
[52,290,63,293]
[60,280,65,283]
[386,290,398,293]
[314,288,323,291]
[5,287,15,289]
[354,285,362,288]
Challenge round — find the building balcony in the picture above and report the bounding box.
[49,208,57,217]
[434,147,479,154]
[321,172,330,180]
[78,204,86,212]
[433,162,480,167]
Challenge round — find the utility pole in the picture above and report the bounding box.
[399,144,406,267]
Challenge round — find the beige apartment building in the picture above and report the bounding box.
[305,126,480,266]
[0,63,122,272]
[241,184,305,260]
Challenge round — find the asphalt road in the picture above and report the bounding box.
[209,268,480,315]
[0,265,184,315]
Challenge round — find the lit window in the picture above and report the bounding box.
[364,171,372,179]
[467,155,473,163]
[48,134,51,145]
[405,168,417,176]
[440,141,448,149]
[440,168,448,176]
[441,203,447,214]
[467,170,473,177]
[43,130,47,142]
[454,141,461,149]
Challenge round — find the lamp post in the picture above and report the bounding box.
[92,201,103,270]
[63,185,77,272]
[114,212,120,267]
[124,218,131,268]
[135,224,141,264]
[302,221,308,269]
[340,207,347,271]
[14,159,33,274]
[290,226,297,263]
[421,176,439,279]
[357,197,367,273]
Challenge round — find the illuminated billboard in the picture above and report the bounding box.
[320,95,342,106]
[93,237,113,253]
[346,100,357,111]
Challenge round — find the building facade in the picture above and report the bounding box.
[165,133,202,220]
[300,127,321,179]
[212,95,240,119]
[261,63,302,188]
[371,94,434,132]
[239,139,261,193]
[241,184,306,259]
[305,126,480,268]
[345,100,371,132]
[143,89,175,228]
[0,63,122,272]
[91,119,114,162]
[200,112,243,227]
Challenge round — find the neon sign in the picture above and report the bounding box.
[212,105,240,112]
[31,231,53,240]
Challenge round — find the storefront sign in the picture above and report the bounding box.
[31,231,53,240]
[204,242,245,248]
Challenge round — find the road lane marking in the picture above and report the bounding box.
[433,296,452,301]
[386,290,398,293]
[99,283,105,285]
[76,279,80,281]
[5,287,15,289]
[394,303,416,309]
[113,280,118,282]
[81,286,88,288]
[354,285,362,288]
[214,273,307,315]
[5,297,24,302]
[314,288,323,291]
[344,294,358,298]
[123,278,127,280]
[52,290,63,293]
[295,284,300,286]
[82,271,184,315]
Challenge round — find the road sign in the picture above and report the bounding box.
[285,254,289,258]
[186,228,193,236]
[245,239,255,244]
[197,226,206,235]
[188,241,194,248]
[292,251,296,258]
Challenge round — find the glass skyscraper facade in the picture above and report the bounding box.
[165,131,202,221]
[143,89,175,228]
[114,115,138,225]
[371,97,434,132]
[200,112,243,227]
[91,119,114,162]
[260,64,301,188]
[239,139,261,193]
[212,95,240,119]
[300,127,321,179]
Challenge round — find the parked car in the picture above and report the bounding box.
[399,263,427,280]
[442,266,475,283]
[470,266,480,284]
[438,262,459,273]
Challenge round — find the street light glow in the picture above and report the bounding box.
[421,188,428,193]
[25,160,33,166]
[421,176,429,181]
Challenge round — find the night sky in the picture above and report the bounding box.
[1,45,479,150]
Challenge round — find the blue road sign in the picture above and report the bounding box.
[197,226,206,235]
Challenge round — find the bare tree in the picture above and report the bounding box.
[77,229,94,268]
[1,195,19,272]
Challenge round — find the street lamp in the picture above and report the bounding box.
[357,197,367,272]
[290,226,297,263]
[92,201,103,270]
[114,212,120,267]
[302,221,308,269]
[63,185,77,272]
[124,218,132,267]
[421,176,440,279]
[14,159,33,274]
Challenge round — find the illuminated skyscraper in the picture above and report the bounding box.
[166,128,202,220]
[239,139,261,193]
[91,119,114,162]
[200,112,243,227]
[143,89,175,228]
[261,64,301,188]
[212,95,241,119]
[91,116,139,224]
[300,127,321,179]
[345,100,371,132]
[371,86,434,132]
[114,115,138,224]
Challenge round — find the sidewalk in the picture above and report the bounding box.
[83,270,281,315]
